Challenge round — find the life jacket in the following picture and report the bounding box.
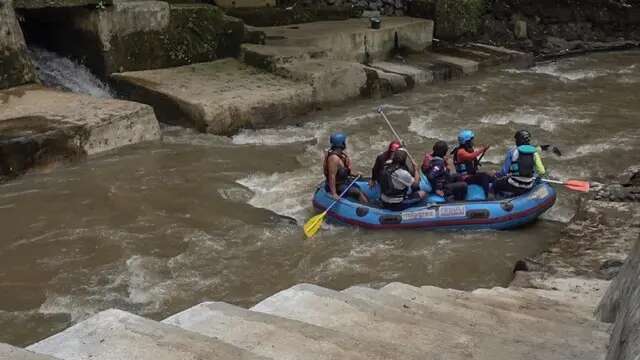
[452,146,478,176]
[507,145,537,189]
[380,162,407,204]
[324,149,351,185]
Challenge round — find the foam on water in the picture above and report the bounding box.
[478,107,588,132]
[408,114,457,141]
[232,126,320,145]
[505,62,608,82]
[29,47,113,98]
[237,170,318,222]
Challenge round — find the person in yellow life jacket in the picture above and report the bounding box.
[323,132,368,203]
[494,130,546,196]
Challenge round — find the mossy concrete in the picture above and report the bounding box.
[0,0,36,89]
[20,3,245,78]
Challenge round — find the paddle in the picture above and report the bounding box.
[376,106,428,184]
[541,178,590,193]
[304,175,361,239]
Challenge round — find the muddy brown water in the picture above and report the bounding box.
[2,51,640,346]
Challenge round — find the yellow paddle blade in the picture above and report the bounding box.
[303,212,326,238]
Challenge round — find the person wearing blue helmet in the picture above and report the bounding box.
[323,132,368,203]
[452,129,493,197]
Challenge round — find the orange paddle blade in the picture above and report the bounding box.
[564,180,590,193]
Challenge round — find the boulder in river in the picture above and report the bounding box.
[0,0,37,89]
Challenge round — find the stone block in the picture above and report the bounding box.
[111,59,314,135]
[0,343,58,360]
[0,0,37,89]
[19,3,245,77]
[0,85,160,179]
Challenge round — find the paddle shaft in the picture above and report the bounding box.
[324,175,361,214]
[377,108,420,166]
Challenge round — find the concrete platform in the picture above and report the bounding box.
[27,309,266,360]
[0,343,58,360]
[111,59,314,135]
[349,285,608,360]
[0,85,160,178]
[251,283,481,360]
[163,301,424,360]
[254,17,434,63]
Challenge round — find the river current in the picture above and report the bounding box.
[1,51,639,345]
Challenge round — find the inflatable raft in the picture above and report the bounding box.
[312,179,556,230]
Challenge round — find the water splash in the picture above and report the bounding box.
[29,47,113,98]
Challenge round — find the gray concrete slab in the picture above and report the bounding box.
[391,283,608,330]
[251,283,486,360]
[27,309,267,360]
[347,285,608,360]
[370,61,433,85]
[111,59,314,135]
[0,344,58,360]
[163,301,425,360]
[253,17,433,63]
[424,53,479,75]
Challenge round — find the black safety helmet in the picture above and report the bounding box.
[433,141,449,157]
[515,130,532,146]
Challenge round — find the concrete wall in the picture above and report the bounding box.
[20,2,245,77]
[0,0,36,89]
[597,237,640,360]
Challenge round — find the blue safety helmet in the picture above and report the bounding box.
[457,129,475,145]
[329,132,347,149]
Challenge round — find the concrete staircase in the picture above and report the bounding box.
[3,281,610,360]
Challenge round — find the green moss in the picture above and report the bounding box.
[106,5,244,74]
[0,49,36,90]
[435,0,487,41]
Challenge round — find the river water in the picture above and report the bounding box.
[1,51,639,346]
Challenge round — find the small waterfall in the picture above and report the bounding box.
[29,47,113,98]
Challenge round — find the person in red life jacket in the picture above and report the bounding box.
[369,140,417,188]
[452,129,494,197]
[494,130,546,196]
[379,150,426,211]
[423,141,468,201]
[324,132,368,203]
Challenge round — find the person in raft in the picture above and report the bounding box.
[494,130,546,196]
[451,129,494,197]
[423,140,468,201]
[324,132,368,203]
[380,150,427,210]
[369,140,418,188]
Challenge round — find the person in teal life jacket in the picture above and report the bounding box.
[494,130,546,196]
[451,130,494,196]
[323,132,368,203]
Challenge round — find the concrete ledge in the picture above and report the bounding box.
[370,61,433,85]
[241,44,328,72]
[0,85,160,179]
[0,343,58,360]
[111,59,314,135]
[423,52,479,76]
[255,17,434,62]
[27,309,267,360]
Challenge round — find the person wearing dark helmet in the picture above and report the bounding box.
[494,130,546,196]
[324,132,368,203]
[423,141,468,201]
[370,140,417,188]
[380,150,427,210]
[452,129,493,196]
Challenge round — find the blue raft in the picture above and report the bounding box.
[312,179,556,230]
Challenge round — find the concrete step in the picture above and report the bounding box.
[251,283,479,359]
[386,283,607,330]
[369,61,434,86]
[254,283,558,360]
[347,285,608,360]
[467,43,534,68]
[423,52,479,76]
[241,44,328,72]
[162,301,422,360]
[275,60,369,104]
[0,343,59,360]
[27,309,267,360]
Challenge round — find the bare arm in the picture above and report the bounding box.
[327,156,340,198]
